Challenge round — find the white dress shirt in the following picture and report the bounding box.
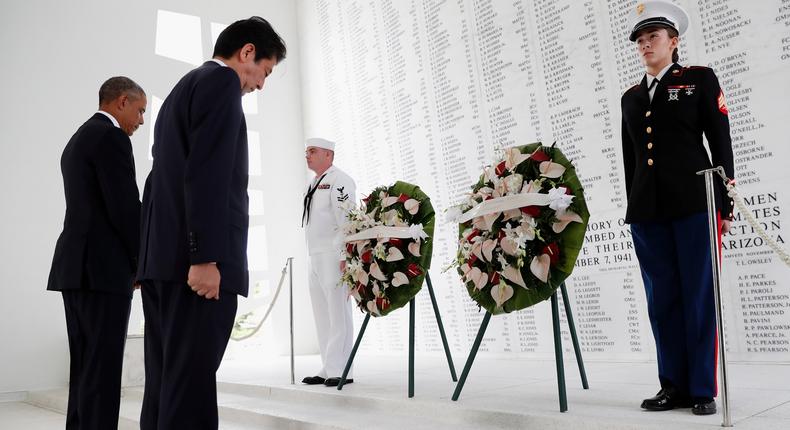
[646,62,675,102]
[96,110,120,128]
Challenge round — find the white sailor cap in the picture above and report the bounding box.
[305,137,335,151]
[628,1,689,41]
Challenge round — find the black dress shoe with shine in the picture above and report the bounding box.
[301,375,326,385]
[324,377,353,387]
[692,398,717,415]
[641,388,692,411]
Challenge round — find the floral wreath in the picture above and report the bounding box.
[451,143,589,314]
[341,181,435,317]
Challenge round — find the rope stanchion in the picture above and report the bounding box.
[230,258,292,341]
[697,167,731,427]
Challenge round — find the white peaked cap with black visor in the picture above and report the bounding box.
[628,0,689,41]
[305,137,336,151]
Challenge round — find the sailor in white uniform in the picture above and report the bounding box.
[301,137,356,387]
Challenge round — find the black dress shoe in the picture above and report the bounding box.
[692,398,717,415]
[324,377,353,387]
[641,388,692,411]
[301,376,326,385]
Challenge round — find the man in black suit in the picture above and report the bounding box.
[136,17,286,429]
[48,76,146,429]
[621,1,734,416]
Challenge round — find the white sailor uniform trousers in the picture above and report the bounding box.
[304,165,356,378]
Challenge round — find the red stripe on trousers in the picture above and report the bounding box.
[713,213,723,397]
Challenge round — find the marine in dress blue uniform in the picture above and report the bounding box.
[621,1,735,416]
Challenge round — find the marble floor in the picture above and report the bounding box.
[4,353,790,429]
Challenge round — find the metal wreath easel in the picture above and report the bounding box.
[335,272,458,397]
[451,282,589,412]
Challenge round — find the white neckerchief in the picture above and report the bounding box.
[646,62,674,102]
[96,110,120,128]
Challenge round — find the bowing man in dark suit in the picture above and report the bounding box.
[136,17,286,430]
[621,1,735,416]
[48,76,146,429]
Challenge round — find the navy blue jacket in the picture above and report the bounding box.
[137,61,249,296]
[621,63,735,223]
[48,113,141,297]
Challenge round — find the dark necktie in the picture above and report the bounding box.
[648,78,659,91]
[302,173,327,227]
[647,78,659,102]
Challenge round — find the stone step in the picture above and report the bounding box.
[25,382,699,430]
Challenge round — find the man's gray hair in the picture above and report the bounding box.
[99,76,145,105]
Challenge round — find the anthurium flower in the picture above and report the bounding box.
[408,240,421,257]
[539,161,566,178]
[389,238,403,248]
[376,297,391,312]
[471,241,484,262]
[361,249,373,264]
[530,147,550,162]
[382,196,399,208]
[404,199,420,215]
[366,300,380,316]
[407,263,423,278]
[530,254,551,283]
[504,147,530,171]
[397,193,409,203]
[489,271,500,285]
[381,209,401,226]
[386,247,405,262]
[519,216,537,241]
[542,243,560,265]
[502,265,527,289]
[520,206,541,217]
[346,243,355,255]
[350,282,364,301]
[495,160,507,176]
[351,265,369,286]
[521,179,541,194]
[483,212,500,231]
[466,266,488,290]
[482,239,497,262]
[502,208,521,222]
[392,272,409,287]
[370,262,387,281]
[500,236,519,256]
[552,210,583,233]
[477,186,494,199]
[491,282,514,307]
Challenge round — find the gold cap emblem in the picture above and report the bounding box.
[636,3,645,15]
